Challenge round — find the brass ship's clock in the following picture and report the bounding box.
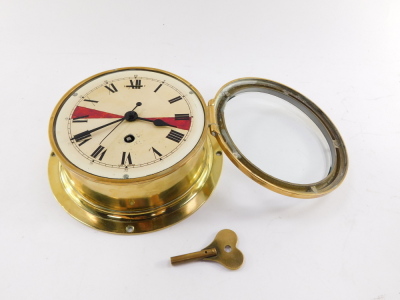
[48,67,348,234]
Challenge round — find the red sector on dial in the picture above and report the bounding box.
[71,107,123,119]
[145,117,191,130]
[71,106,192,130]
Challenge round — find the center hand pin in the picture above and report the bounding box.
[170,229,244,270]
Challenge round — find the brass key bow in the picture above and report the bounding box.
[170,229,244,270]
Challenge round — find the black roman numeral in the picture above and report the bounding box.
[154,84,162,93]
[78,138,91,146]
[166,130,184,143]
[126,79,143,89]
[175,114,190,120]
[168,96,182,104]
[105,83,118,93]
[121,152,133,165]
[73,130,91,142]
[152,147,162,158]
[72,115,89,123]
[83,99,99,103]
[91,145,107,161]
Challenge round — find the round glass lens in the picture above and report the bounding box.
[224,92,332,184]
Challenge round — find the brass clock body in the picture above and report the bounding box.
[48,67,348,234]
[49,67,223,234]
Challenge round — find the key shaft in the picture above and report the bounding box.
[171,248,217,265]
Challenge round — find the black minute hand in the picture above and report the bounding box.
[71,117,125,142]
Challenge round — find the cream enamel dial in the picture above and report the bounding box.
[52,68,205,179]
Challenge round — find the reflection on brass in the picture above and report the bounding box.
[171,229,244,270]
[48,134,223,234]
[209,78,348,198]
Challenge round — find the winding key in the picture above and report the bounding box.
[170,229,244,270]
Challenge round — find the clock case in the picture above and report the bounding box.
[48,68,348,234]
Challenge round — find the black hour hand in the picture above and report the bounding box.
[137,117,176,128]
[153,119,175,127]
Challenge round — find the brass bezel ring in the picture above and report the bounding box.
[209,78,348,198]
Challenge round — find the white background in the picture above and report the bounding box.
[1,1,400,299]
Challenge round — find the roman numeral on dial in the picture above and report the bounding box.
[168,96,182,104]
[105,83,118,93]
[166,130,184,143]
[91,145,107,161]
[121,152,133,165]
[154,83,162,93]
[72,115,89,123]
[73,130,91,142]
[175,114,190,120]
[78,138,91,146]
[152,147,162,158]
[126,79,143,89]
